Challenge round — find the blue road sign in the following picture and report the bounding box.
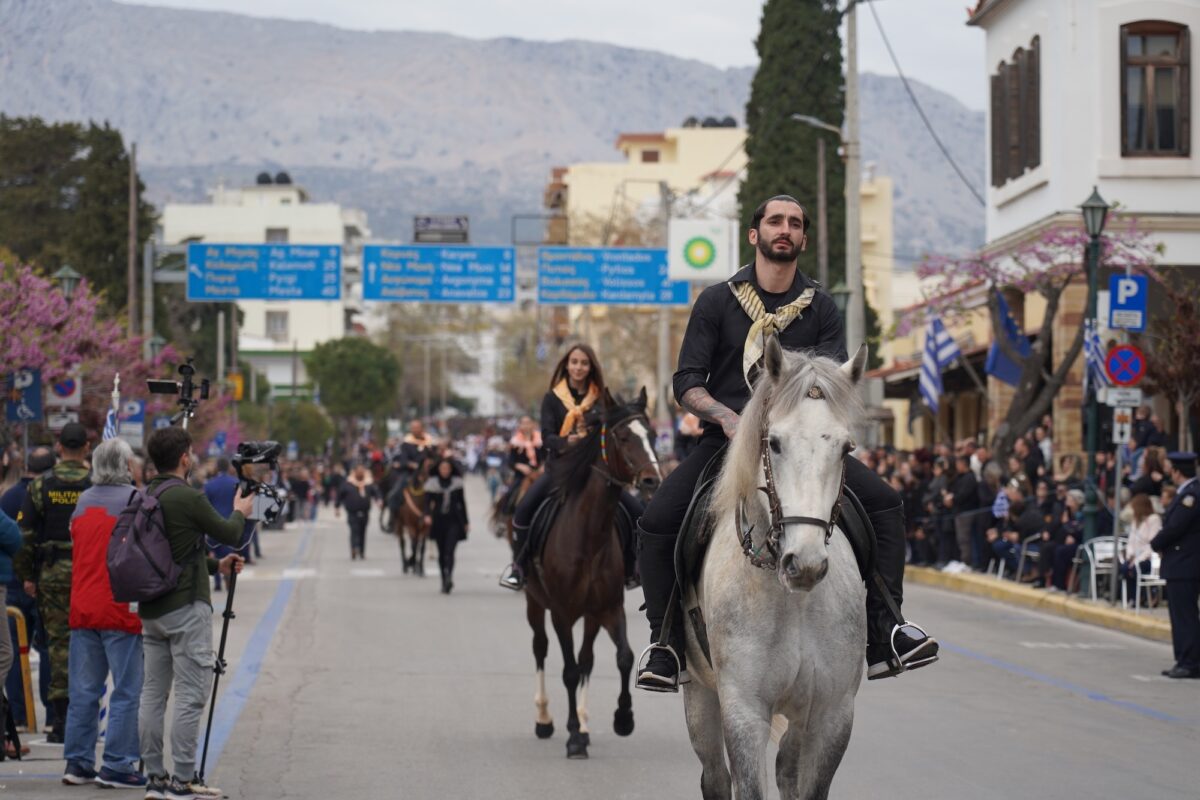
[153,415,172,430]
[5,369,42,423]
[1108,274,1148,332]
[361,245,515,303]
[186,244,342,301]
[537,247,689,306]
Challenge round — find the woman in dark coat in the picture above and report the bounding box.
[424,458,469,594]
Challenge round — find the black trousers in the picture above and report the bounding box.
[348,511,368,554]
[433,526,462,577]
[638,433,906,646]
[1166,580,1200,670]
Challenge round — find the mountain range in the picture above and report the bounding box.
[0,0,985,259]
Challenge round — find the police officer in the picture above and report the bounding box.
[1151,451,1200,679]
[13,423,92,741]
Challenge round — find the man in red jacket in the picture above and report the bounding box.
[61,439,147,789]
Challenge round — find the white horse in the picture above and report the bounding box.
[683,339,868,800]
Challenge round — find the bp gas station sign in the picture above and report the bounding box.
[667,219,738,283]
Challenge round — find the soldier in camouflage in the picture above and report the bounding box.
[14,423,92,744]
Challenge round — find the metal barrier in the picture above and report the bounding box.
[5,606,37,733]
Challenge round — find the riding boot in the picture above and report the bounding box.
[865,505,939,679]
[499,524,530,591]
[637,525,685,691]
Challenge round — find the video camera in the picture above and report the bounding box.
[147,358,210,428]
[231,440,289,522]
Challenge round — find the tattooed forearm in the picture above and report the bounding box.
[681,386,740,438]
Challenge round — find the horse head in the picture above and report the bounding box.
[601,387,663,497]
[719,336,867,593]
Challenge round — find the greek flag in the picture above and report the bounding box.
[103,408,118,441]
[919,317,962,415]
[1083,319,1112,396]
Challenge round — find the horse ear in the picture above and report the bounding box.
[764,333,784,380]
[637,386,648,409]
[602,388,615,407]
[840,344,868,384]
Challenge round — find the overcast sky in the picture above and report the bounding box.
[127,0,986,110]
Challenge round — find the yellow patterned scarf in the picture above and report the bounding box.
[730,281,815,387]
[552,379,600,437]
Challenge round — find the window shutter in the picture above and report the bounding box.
[1182,27,1191,157]
[991,71,1006,186]
[1015,48,1028,177]
[1027,37,1041,169]
[1006,60,1022,181]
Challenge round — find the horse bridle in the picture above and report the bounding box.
[735,385,849,571]
[591,413,658,488]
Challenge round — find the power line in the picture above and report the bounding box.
[865,1,986,207]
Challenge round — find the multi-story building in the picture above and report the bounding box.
[161,175,369,399]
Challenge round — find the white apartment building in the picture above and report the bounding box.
[161,176,369,398]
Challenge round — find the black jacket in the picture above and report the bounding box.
[424,476,469,538]
[673,264,845,435]
[1151,478,1200,580]
[540,386,594,458]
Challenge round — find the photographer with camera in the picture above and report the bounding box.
[138,426,248,800]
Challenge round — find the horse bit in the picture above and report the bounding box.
[735,385,848,571]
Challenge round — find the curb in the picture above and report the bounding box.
[906,566,1172,644]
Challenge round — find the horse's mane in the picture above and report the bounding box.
[548,396,640,497]
[712,350,863,516]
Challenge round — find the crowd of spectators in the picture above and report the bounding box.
[859,409,1179,604]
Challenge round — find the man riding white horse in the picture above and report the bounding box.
[636,194,940,691]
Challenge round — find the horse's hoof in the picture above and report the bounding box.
[535,722,554,739]
[566,735,588,759]
[613,708,634,737]
[579,732,590,747]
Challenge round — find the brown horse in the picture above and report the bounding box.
[524,388,662,759]
[396,460,432,574]
[492,467,543,545]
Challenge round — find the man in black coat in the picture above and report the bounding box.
[1151,452,1200,679]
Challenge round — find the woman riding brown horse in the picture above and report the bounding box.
[397,457,432,574]
[522,389,662,759]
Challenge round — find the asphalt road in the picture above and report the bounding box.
[3,475,1198,798]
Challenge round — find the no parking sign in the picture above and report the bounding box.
[1104,344,1146,387]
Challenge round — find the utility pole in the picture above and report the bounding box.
[657,182,673,425]
[230,308,239,427]
[816,136,829,288]
[844,2,864,354]
[423,340,432,419]
[127,143,138,334]
[216,310,225,395]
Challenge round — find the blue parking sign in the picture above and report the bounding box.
[1108,274,1147,332]
[5,369,42,423]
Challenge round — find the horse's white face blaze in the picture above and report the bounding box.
[626,418,662,482]
[766,397,851,592]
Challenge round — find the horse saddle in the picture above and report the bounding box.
[529,493,635,566]
[675,447,876,666]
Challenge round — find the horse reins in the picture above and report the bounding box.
[736,384,848,571]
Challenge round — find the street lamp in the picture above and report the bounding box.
[791,114,843,290]
[830,279,851,322]
[1080,186,1110,542]
[52,264,82,301]
[148,334,167,360]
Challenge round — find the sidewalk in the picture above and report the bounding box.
[905,565,1172,643]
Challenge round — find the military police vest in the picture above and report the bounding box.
[39,472,92,543]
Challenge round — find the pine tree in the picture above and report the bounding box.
[737,0,845,282]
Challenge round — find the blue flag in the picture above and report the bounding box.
[985,293,1031,387]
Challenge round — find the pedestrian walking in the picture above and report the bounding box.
[336,463,378,560]
[1151,452,1200,679]
[61,439,146,789]
[13,423,93,743]
[424,458,468,594]
[137,426,249,799]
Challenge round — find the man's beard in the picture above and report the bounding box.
[757,236,800,263]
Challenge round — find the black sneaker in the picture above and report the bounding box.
[498,563,525,591]
[62,761,97,785]
[867,625,939,680]
[95,766,148,789]
[162,776,197,800]
[46,727,65,744]
[144,775,168,800]
[636,646,681,693]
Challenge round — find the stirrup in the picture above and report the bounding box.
[498,564,525,591]
[636,643,684,693]
[892,621,938,670]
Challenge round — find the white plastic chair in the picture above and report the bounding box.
[1076,536,1128,600]
[1121,552,1167,611]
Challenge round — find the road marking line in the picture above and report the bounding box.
[350,568,385,577]
[281,567,317,579]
